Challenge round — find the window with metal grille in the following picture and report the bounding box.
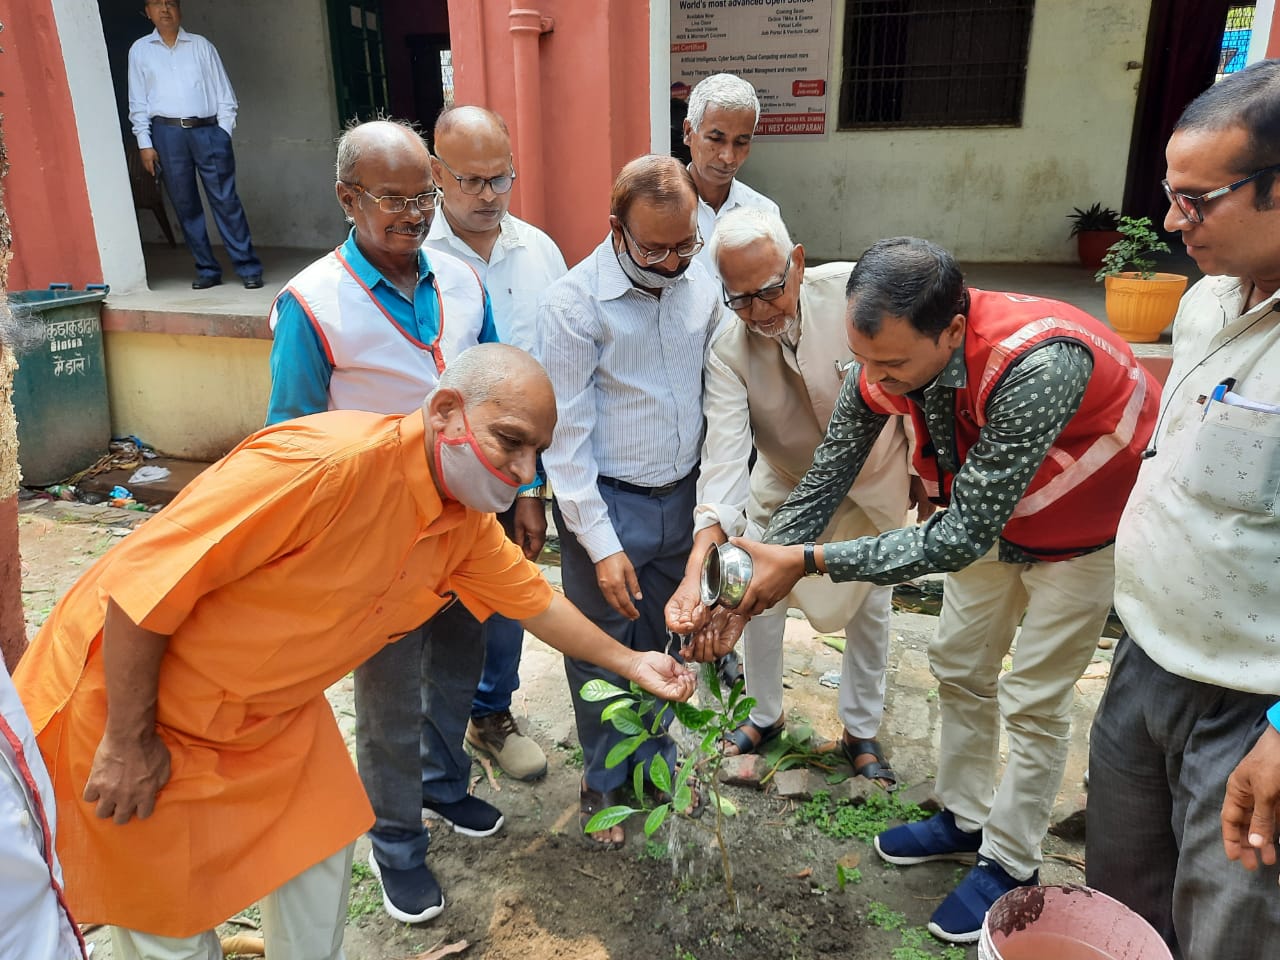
[838,0,1036,130]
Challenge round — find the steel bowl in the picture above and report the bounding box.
[700,542,753,609]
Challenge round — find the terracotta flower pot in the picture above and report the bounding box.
[1103,272,1188,343]
[1076,230,1123,270]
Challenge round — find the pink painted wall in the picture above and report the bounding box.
[3,0,103,290]
[447,0,652,265]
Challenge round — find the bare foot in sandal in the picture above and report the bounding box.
[719,718,786,757]
[841,733,897,790]
[579,781,625,849]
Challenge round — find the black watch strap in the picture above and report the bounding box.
[803,541,819,576]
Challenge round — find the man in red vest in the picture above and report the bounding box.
[727,236,1159,944]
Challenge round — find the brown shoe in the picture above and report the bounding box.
[466,711,548,781]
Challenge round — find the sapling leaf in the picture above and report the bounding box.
[644,804,670,837]
[583,805,641,833]
[634,764,646,805]
[581,679,630,702]
[673,754,695,794]
[674,785,692,812]
[649,753,672,793]
[730,699,754,726]
[601,703,646,735]
[700,729,719,754]
[605,733,646,769]
[673,701,716,728]
[600,697,636,717]
[704,661,723,703]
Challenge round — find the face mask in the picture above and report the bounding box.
[433,415,520,513]
[615,244,691,290]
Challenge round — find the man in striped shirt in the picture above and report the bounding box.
[536,155,721,849]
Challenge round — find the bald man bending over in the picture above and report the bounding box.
[17,344,697,960]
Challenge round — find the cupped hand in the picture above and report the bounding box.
[665,574,709,635]
[679,605,747,662]
[629,651,698,702]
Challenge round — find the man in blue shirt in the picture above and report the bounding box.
[267,120,498,925]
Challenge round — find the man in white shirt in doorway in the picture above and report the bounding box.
[127,0,262,290]
[425,106,568,782]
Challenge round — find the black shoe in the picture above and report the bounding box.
[242,276,264,289]
[367,851,444,923]
[192,276,222,290]
[422,794,504,837]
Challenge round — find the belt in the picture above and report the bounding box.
[152,116,217,129]
[598,474,689,498]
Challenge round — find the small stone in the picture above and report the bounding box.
[718,753,766,788]
[834,777,879,804]
[1049,793,1088,842]
[773,768,815,799]
[896,779,941,813]
[1097,636,1115,649]
[837,850,861,870]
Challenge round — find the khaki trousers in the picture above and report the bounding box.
[109,844,354,960]
[933,545,1114,879]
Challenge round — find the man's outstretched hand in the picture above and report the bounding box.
[628,651,697,702]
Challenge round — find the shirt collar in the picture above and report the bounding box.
[147,27,192,45]
[595,235,638,302]
[425,211,524,258]
[933,343,969,390]
[341,228,433,292]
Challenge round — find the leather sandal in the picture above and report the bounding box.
[579,782,625,850]
[842,735,898,790]
[719,718,786,757]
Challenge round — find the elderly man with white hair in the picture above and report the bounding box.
[682,73,780,276]
[665,207,914,782]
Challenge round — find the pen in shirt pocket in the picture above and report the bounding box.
[1199,377,1237,420]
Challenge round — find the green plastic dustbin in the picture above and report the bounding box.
[9,284,111,486]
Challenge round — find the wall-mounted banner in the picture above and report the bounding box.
[671,0,834,140]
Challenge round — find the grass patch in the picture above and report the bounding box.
[347,858,382,922]
[795,790,930,842]
[866,903,965,960]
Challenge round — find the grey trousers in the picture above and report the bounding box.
[354,601,485,869]
[554,474,696,795]
[1086,636,1280,960]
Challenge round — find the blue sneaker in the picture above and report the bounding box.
[422,794,504,838]
[927,858,1039,944]
[367,851,445,923]
[874,809,983,865]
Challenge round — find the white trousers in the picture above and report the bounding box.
[933,545,1114,879]
[109,844,354,960]
[743,581,893,740]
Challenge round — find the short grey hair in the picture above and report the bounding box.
[334,117,425,182]
[433,343,549,410]
[687,73,761,131]
[708,206,793,275]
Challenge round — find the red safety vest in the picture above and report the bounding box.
[859,289,1159,560]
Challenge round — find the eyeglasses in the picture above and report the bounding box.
[722,249,795,310]
[1162,164,1280,224]
[346,184,439,214]
[620,222,704,265]
[433,154,516,196]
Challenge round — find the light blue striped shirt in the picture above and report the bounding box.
[536,236,721,562]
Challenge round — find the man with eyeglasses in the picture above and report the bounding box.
[723,235,1159,944]
[663,208,914,785]
[536,155,721,849]
[267,119,501,925]
[127,0,263,290]
[1085,60,1280,960]
[424,106,567,785]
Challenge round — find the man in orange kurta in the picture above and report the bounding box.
[15,344,694,957]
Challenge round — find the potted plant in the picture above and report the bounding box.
[1095,216,1187,343]
[1067,203,1122,269]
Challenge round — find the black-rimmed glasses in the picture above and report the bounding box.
[1163,164,1280,224]
[722,250,794,310]
[620,222,704,265]
[346,184,439,214]
[433,154,516,196]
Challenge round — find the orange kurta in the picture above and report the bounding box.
[14,410,552,937]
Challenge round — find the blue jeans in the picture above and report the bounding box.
[554,474,695,795]
[471,505,525,717]
[150,122,262,281]
[355,600,484,870]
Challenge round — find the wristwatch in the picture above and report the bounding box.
[516,485,547,499]
[803,541,820,576]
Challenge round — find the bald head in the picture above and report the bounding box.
[610,154,698,223]
[436,343,552,413]
[434,106,510,151]
[335,120,430,183]
[429,106,517,242]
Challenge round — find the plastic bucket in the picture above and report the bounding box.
[979,885,1173,960]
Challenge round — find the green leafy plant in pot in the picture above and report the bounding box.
[1067,203,1122,270]
[1095,216,1187,343]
